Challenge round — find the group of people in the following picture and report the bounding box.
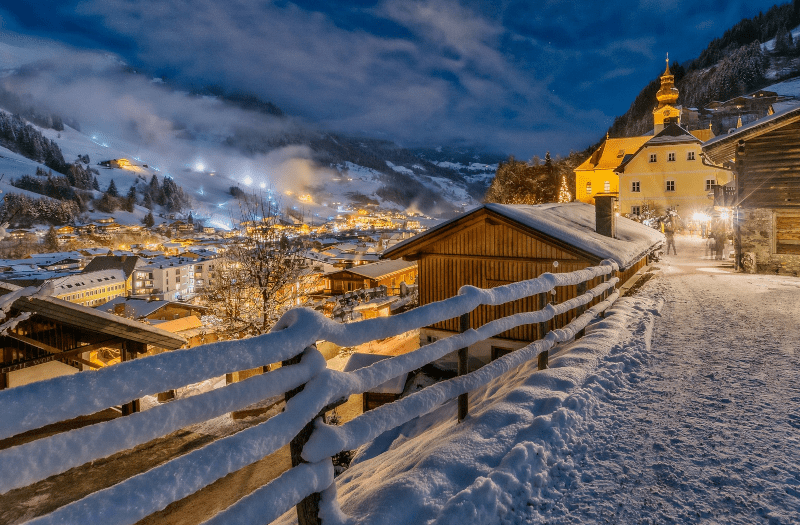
[659,215,728,260]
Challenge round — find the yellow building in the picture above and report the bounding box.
[615,124,730,218]
[574,135,651,204]
[52,269,127,307]
[575,56,731,217]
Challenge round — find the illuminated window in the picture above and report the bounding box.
[631,206,641,215]
[586,182,592,195]
[668,152,676,162]
[604,181,610,192]
[705,179,715,191]
[666,180,675,192]
[687,151,696,161]
[631,181,640,192]
[649,153,657,163]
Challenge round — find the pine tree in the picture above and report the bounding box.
[124,185,137,212]
[93,177,100,191]
[143,192,153,210]
[142,211,155,228]
[107,179,119,198]
[44,226,59,250]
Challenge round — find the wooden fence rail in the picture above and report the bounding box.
[0,261,620,525]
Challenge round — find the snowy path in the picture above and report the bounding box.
[552,236,800,524]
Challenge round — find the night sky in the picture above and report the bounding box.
[0,1,784,158]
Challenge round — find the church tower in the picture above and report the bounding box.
[653,54,681,134]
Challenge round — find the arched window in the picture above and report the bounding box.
[585,182,592,195]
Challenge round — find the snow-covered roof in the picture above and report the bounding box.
[51,269,126,294]
[386,202,664,270]
[335,259,416,279]
[98,296,171,318]
[342,353,408,394]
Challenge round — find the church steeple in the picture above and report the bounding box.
[656,53,679,108]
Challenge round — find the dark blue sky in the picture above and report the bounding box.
[0,0,785,158]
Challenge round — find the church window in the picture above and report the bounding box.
[668,152,676,162]
[631,181,640,192]
[687,151,696,161]
[666,180,675,192]
[631,206,641,215]
[649,153,657,163]
[585,182,592,195]
[604,181,610,192]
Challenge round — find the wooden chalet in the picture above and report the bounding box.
[383,201,663,363]
[703,104,800,273]
[326,259,417,295]
[0,284,185,407]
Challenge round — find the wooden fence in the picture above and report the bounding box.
[0,261,621,525]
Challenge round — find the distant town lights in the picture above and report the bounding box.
[195,162,205,172]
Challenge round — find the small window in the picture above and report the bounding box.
[666,180,675,192]
[705,179,715,191]
[687,151,696,161]
[649,153,657,163]
[631,181,640,193]
[585,182,592,195]
[604,181,610,192]
[668,152,676,162]
[631,206,641,215]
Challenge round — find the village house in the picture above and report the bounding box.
[50,269,128,307]
[81,255,144,296]
[383,201,663,364]
[702,104,800,274]
[0,282,184,397]
[325,259,417,296]
[575,57,770,216]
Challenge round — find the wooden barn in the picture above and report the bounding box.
[0,283,185,413]
[702,105,800,274]
[383,200,663,363]
[325,259,417,296]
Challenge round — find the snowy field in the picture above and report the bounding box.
[281,235,800,525]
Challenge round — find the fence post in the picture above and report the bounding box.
[283,346,323,525]
[575,281,587,339]
[537,291,549,370]
[457,312,470,422]
[600,272,610,318]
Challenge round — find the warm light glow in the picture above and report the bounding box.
[299,194,312,203]
[692,212,710,222]
[719,211,730,220]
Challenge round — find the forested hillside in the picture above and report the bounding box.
[608,0,800,138]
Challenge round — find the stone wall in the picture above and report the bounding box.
[738,208,800,275]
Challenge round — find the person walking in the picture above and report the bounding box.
[663,217,677,255]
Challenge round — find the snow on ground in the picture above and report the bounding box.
[277,234,800,525]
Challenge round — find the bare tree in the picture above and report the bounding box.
[202,196,309,337]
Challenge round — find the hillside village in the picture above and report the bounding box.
[1,4,800,524]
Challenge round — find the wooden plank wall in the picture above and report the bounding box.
[418,219,606,341]
[776,212,800,255]
[740,120,800,208]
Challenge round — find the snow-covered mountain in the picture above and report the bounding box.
[0,36,503,228]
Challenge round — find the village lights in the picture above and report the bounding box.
[719,211,730,220]
[692,212,711,223]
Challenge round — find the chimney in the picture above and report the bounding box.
[594,195,617,238]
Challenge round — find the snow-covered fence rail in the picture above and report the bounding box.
[0,261,620,525]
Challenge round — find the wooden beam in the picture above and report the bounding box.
[66,338,124,354]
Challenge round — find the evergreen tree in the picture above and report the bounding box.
[92,177,100,191]
[107,179,119,198]
[188,211,194,224]
[142,211,155,228]
[124,185,137,212]
[44,226,59,250]
[143,192,153,210]
[774,24,792,54]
